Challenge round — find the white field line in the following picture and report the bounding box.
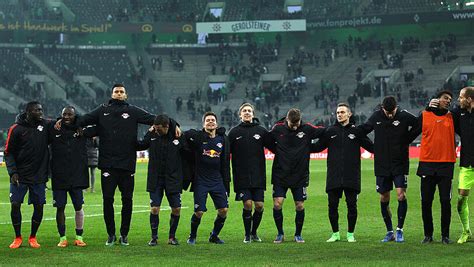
[0,203,159,208]
[0,206,188,225]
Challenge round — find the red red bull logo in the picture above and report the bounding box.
[203,149,221,158]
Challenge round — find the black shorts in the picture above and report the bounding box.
[53,189,84,208]
[193,183,229,212]
[149,186,181,208]
[235,188,265,202]
[10,183,46,205]
[272,184,307,201]
[376,175,407,193]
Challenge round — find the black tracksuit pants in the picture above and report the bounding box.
[101,169,135,237]
[327,188,358,233]
[420,175,452,238]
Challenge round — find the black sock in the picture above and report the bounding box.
[273,208,284,235]
[212,215,227,236]
[56,207,66,237]
[57,224,66,237]
[242,209,252,237]
[347,207,357,233]
[381,201,393,232]
[328,208,339,233]
[169,214,180,239]
[76,229,84,236]
[150,213,159,238]
[11,204,22,238]
[251,209,263,235]
[31,205,43,237]
[190,214,201,238]
[295,209,305,236]
[397,200,407,229]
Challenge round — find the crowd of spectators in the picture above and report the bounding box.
[429,34,457,64]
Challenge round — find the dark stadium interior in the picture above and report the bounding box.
[0,0,472,148]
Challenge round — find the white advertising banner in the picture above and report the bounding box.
[196,20,306,34]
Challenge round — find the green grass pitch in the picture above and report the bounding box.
[0,160,474,266]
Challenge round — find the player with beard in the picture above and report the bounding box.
[267,108,324,243]
[360,96,419,243]
[5,101,50,249]
[429,87,474,243]
[48,106,93,247]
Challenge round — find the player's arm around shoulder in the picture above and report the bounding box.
[77,104,103,126]
[311,127,330,153]
[358,110,377,134]
[355,126,374,153]
[136,129,153,151]
[132,105,155,125]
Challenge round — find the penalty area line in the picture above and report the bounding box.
[0,206,188,225]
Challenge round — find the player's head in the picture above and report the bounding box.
[382,96,397,119]
[25,101,43,122]
[61,106,76,125]
[153,114,170,136]
[336,103,352,125]
[458,87,473,110]
[239,103,255,123]
[286,108,301,130]
[436,90,453,110]
[202,111,218,132]
[111,83,127,101]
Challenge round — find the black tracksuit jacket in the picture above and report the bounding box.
[452,106,474,168]
[77,99,158,173]
[228,119,269,192]
[359,108,419,177]
[5,113,50,184]
[137,130,188,194]
[312,122,374,193]
[268,120,324,188]
[48,122,95,190]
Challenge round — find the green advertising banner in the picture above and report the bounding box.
[0,20,195,34]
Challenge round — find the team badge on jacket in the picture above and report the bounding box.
[173,140,180,145]
[348,134,355,139]
[253,134,261,140]
[297,132,305,138]
[392,120,400,126]
[37,125,44,131]
[121,113,130,119]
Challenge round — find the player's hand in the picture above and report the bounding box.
[54,119,62,130]
[216,127,226,135]
[75,127,84,137]
[429,98,439,108]
[175,126,182,138]
[148,126,155,132]
[10,173,20,186]
[224,182,230,196]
